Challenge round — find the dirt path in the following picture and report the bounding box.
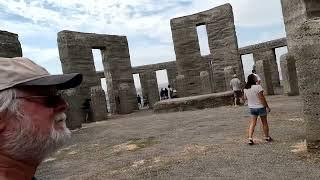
[37,95,320,179]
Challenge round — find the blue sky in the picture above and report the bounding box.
[0,0,288,88]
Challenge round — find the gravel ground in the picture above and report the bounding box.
[36,95,320,180]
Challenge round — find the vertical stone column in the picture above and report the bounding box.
[102,37,138,114]
[224,66,236,91]
[253,50,280,89]
[200,71,211,94]
[166,68,178,90]
[61,88,83,130]
[140,71,159,108]
[281,0,320,151]
[292,19,320,152]
[90,86,107,121]
[280,54,299,96]
[176,75,185,98]
[281,0,308,51]
[117,83,136,113]
[0,30,22,58]
[255,60,274,95]
[147,78,159,108]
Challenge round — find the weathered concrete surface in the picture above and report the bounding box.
[61,88,83,130]
[0,30,22,58]
[253,49,280,89]
[90,86,108,121]
[166,67,178,90]
[239,38,287,55]
[58,30,137,115]
[153,91,233,113]
[291,18,320,152]
[280,54,299,96]
[140,71,159,108]
[171,4,243,96]
[281,0,320,152]
[37,95,320,179]
[97,61,177,78]
[200,71,211,94]
[281,0,307,52]
[255,60,274,95]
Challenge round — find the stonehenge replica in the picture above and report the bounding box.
[1,0,320,151]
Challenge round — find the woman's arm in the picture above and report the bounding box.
[243,92,247,101]
[258,91,271,112]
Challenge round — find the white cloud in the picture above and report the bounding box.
[0,0,286,77]
[23,46,59,63]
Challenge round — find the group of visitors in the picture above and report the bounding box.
[136,95,148,109]
[230,70,272,145]
[160,85,176,100]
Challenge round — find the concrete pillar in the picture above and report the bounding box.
[200,71,211,94]
[61,88,83,130]
[176,75,185,98]
[140,71,159,109]
[117,83,137,113]
[166,68,178,90]
[90,86,107,121]
[280,54,299,96]
[292,18,320,152]
[224,66,236,91]
[101,39,138,114]
[0,30,22,58]
[281,0,308,51]
[147,79,159,108]
[253,50,280,89]
[281,0,320,152]
[255,60,274,95]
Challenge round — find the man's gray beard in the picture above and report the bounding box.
[2,112,71,163]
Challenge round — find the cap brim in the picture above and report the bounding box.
[18,73,83,90]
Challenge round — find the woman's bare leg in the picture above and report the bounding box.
[248,116,258,139]
[260,115,269,137]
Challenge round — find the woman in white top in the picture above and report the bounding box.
[243,74,272,145]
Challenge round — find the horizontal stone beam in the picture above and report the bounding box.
[153,91,234,113]
[131,61,176,74]
[239,38,287,55]
[96,61,177,78]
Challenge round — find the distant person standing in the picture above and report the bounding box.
[164,88,169,99]
[243,74,272,145]
[137,95,141,108]
[230,74,242,106]
[252,69,261,85]
[160,88,165,100]
[168,85,173,98]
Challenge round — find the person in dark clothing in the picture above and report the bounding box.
[164,88,169,99]
[137,95,141,108]
[168,85,173,98]
[160,88,165,100]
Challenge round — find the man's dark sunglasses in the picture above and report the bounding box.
[16,95,65,108]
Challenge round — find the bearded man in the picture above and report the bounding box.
[0,57,82,180]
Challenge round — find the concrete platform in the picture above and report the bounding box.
[153,91,234,113]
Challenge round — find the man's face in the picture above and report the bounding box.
[17,87,69,134]
[2,86,71,163]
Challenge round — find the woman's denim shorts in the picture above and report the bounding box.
[249,107,267,117]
